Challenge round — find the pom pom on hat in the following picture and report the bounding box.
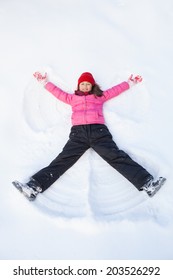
[78,72,95,86]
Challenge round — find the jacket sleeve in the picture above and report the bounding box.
[103,81,130,101]
[45,82,73,105]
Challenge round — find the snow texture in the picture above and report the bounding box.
[0,0,173,260]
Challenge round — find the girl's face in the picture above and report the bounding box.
[79,81,92,92]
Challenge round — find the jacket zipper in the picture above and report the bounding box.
[84,96,87,123]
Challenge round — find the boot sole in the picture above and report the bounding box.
[12,180,36,201]
[149,177,166,197]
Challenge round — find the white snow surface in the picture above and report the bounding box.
[1,0,173,260]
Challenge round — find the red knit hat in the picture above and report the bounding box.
[78,72,95,86]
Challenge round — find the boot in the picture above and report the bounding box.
[12,179,42,201]
[25,178,42,200]
[141,176,166,197]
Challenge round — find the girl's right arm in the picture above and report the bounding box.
[33,71,73,105]
[45,82,73,105]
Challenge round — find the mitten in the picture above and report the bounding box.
[33,71,48,85]
[128,74,143,87]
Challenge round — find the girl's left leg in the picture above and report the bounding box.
[91,125,152,190]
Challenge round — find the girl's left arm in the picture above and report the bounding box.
[103,81,130,101]
[103,74,142,101]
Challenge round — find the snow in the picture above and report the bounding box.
[1,0,173,261]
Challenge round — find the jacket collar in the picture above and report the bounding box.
[75,90,93,96]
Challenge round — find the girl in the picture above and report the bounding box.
[13,72,166,200]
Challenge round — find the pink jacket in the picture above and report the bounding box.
[45,81,130,126]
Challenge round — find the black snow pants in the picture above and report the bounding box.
[32,124,152,192]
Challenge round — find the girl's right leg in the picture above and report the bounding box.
[31,127,89,192]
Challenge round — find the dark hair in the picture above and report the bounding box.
[90,83,103,97]
[75,83,104,97]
